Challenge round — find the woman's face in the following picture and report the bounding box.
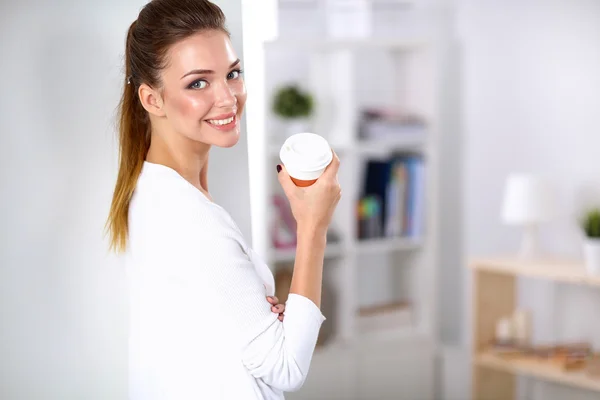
[159,30,246,148]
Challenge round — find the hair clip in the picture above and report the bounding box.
[127,76,132,85]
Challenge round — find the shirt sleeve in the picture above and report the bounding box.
[160,199,326,392]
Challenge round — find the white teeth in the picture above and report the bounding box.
[208,116,234,126]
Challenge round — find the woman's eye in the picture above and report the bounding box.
[189,80,208,90]
[228,69,243,80]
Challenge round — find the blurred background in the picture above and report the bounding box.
[1,0,600,399]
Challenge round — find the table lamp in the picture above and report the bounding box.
[501,173,555,258]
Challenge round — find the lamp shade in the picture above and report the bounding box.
[501,174,554,225]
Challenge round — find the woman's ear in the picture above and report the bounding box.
[138,83,166,117]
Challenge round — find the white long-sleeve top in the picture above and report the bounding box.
[125,161,325,400]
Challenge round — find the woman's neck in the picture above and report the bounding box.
[146,133,211,198]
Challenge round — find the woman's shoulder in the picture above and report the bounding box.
[128,181,251,272]
[130,165,240,237]
[129,171,209,229]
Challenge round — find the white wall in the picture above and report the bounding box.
[460,0,600,398]
[0,1,248,399]
[433,5,464,346]
[210,0,252,241]
[0,4,132,399]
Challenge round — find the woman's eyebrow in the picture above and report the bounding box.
[180,59,241,79]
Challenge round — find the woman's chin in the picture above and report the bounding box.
[196,124,240,148]
[213,130,240,148]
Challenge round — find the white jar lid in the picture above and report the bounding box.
[279,133,332,175]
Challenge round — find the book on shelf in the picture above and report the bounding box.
[358,108,427,142]
[358,153,425,240]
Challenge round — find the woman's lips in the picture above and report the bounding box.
[205,114,237,131]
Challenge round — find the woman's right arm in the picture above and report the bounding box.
[156,207,326,393]
[277,151,341,309]
[240,152,341,391]
[291,226,327,308]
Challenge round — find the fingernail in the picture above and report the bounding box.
[276,165,282,173]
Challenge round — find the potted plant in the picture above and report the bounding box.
[272,84,314,136]
[581,208,600,274]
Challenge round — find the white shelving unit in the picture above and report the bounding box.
[268,135,426,158]
[263,38,427,51]
[244,1,440,398]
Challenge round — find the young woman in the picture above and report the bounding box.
[105,0,341,398]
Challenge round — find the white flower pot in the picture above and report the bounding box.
[583,239,600,275]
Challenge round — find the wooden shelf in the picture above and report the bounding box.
[469,256,600,287]
[470,257,600,399]
[358,300,410,316]
[355,236,422,255]
[475,351,600,393]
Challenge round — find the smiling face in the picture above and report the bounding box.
[155,30,246,148]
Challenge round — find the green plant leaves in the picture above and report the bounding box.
[272,85,313,119]
[583,208,600,238]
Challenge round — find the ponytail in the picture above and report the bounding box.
[105,20,151,254]
[105,0,229,253]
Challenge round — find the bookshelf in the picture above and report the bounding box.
[469,257,600,399]
[243,1,439,398]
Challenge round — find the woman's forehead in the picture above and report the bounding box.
[164,31,238,77]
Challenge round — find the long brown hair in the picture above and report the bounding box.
[106,0,228,253]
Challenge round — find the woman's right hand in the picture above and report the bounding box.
[277,150,342,233]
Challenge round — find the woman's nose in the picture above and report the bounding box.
[214,81,237,108]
